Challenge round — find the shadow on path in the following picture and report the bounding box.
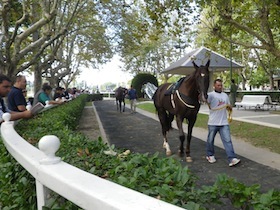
[94,100,280,192]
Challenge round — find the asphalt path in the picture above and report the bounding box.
[94,100,280,192]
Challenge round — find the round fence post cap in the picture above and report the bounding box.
[39,135,61,164]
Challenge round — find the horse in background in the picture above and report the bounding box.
[153,60,210,162]
[115,86,128,113]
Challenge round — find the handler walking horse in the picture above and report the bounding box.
[115,86,127,113]
[153,60,210,162]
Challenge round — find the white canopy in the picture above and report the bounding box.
[162,46,243,75]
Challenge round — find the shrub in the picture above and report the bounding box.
[131,73,158,98]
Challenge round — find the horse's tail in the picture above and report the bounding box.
[159,110,173,132]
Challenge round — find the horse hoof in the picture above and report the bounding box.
[166,151,172,156]
[186,157,193,162]
[178,150,184,157]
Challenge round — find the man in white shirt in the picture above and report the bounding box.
[206,79,240,167]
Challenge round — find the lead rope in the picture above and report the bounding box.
[206,103,232,123]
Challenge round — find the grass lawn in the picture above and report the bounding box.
[137,102,280,154]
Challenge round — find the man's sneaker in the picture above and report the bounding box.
[229,158,241,167]
[206,156,216,163]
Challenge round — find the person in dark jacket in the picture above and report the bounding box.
[7,75,27,112]
[128,85,137,113]
[0,74,33,123]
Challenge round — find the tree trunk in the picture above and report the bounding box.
[269,74,274,90]
[34,65,42,96]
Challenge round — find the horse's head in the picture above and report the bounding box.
[192,60,210,102]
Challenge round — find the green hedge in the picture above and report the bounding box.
[88,93,103,101]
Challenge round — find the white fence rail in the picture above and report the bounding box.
[0,113,184,210]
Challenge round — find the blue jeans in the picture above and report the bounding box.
[206,125,237,162]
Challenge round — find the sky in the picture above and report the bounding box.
[78,55,133,88]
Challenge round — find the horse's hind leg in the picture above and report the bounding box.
[119,101,122,113]
[163,136,171,156]
[116,100,119,111]
[122,100,125,112]
[158,110,172,156]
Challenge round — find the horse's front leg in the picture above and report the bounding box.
[176,116,185,158]
[185,118,196,162]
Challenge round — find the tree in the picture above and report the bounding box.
[100,0,198,80]
[0,0,113,92]
[195,0,280,88]
[0,0,58,78]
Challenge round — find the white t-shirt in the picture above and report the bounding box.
[207,91,230,125]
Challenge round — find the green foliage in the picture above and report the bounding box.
[250,68,270,88]
[0,149,37,210]
[213,174,280,209]
[87,94,103,101]
[0,95,88,209]
[131,73,158,98]
[195,0,280,89]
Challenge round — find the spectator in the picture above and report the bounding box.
[206,79,241,167]
[33,82,49,105]
[0,74,33,123]
[34,84,63,106]
[61,87,70,100]
[53,87,64,101]
[7,75,27,112]
[128,85,137,113]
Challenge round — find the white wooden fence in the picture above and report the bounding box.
[0,112,184,210]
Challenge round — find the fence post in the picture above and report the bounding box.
[36,180,50,210]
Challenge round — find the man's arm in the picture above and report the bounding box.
[17,105,27,112]
[10,110,33,121]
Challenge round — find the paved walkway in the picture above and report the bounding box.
[93,99,280,192]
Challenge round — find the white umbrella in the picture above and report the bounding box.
[162,46,243,75]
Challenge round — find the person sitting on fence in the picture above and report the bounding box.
[7,75,28,112]
[0,74,33,123]
[53,86,64,101]
[33,84,64,106]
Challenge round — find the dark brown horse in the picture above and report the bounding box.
[153,60,210,162]
[115,87,128,113]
